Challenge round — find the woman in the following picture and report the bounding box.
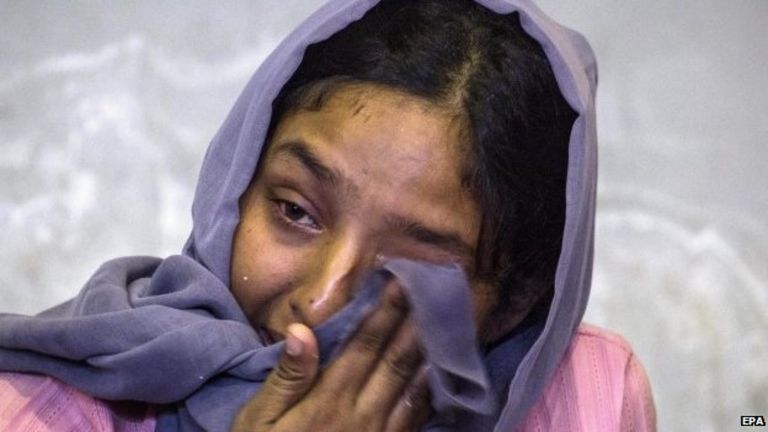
[0,0,655,431]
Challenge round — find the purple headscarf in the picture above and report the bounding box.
[0,1,598,431]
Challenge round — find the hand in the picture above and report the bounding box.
[232,282,432,432]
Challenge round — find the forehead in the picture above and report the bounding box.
[267,84,471,198]
[261,84,481,257]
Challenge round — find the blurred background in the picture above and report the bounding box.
[1,1,766,430]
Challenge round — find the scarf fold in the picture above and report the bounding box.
[0,256,524,431]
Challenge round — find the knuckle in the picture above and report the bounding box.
[385,345,421,381]
[383,282,407,310]
[269,360,308,391]
[352,329,387,353]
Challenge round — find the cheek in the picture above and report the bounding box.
[230,202,301,326]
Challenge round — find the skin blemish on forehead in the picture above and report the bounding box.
[345,89,371,121]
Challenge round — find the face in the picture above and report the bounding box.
[230,84,499,344]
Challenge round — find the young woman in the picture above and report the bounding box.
[0,0,655,431]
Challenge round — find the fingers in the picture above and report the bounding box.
[232,324,319,431]
[386,366,433,432]
[268,324,319,407]
[233,282,431,432]
[322,280,409,393]
[356,319,422,412]
[320,280,430,427]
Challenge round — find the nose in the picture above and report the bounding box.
[289,236,373,327]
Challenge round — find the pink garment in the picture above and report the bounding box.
[0,324,654,431]
[515,324,657,432]
[0,373,155,432]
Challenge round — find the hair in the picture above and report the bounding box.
[267,0,576,339]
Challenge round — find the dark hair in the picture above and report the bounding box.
[268,0,576,337]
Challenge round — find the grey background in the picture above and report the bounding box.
[1,1,766,430]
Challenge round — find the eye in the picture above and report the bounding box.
[274,200,322,232]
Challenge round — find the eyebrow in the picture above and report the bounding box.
[269,139,475,260]
[269,140,342,187]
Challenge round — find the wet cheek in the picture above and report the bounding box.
[230,207,302,325]
[231,250,299,325]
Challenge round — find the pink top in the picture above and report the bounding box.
[0,324,655,431]
[515,324,656,431]
[0,374,155,432]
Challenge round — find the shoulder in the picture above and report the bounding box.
[0,372,156,432]
[515,324,657,432]
[567,323,638,374]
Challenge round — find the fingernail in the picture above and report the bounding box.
[285,328,303,356]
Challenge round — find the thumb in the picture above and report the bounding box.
[268,323,319,401]
[233,324,319,430]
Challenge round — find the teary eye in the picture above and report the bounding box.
[275,200,321,231]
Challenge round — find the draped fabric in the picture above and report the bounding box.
[0,258,501,431]
[0,0,600,431]
[0,325,657,431]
